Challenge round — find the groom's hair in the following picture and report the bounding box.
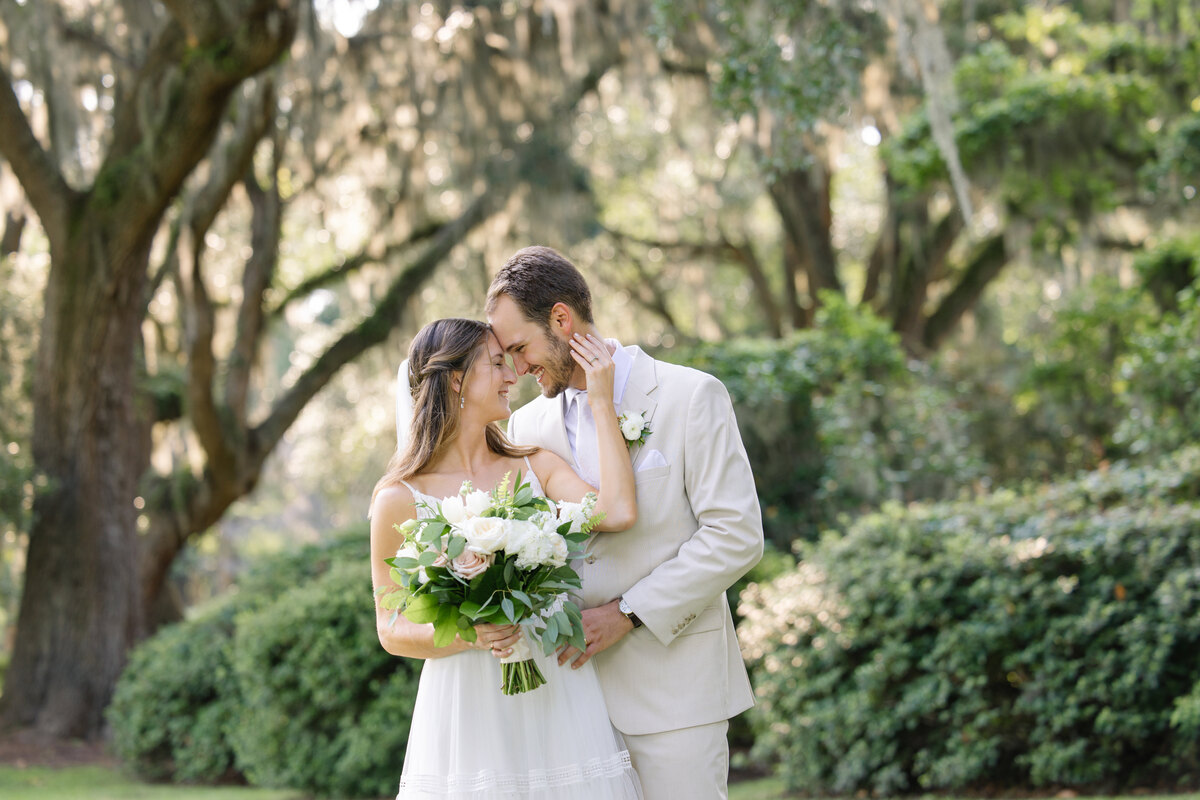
[486,246,594,328]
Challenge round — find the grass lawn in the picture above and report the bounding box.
[0,765,305,800]
[0,764,785,799]
[2,766,1197,800]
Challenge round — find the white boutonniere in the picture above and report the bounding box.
[618,412,651,447]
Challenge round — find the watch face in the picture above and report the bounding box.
[618,598,631,616]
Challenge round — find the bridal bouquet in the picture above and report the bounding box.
[378,472,599,694]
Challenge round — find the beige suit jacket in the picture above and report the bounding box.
[508,345,764,735]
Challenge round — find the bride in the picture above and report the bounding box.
[369,317,644,799]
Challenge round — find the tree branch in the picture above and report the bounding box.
[0,61,77,244]
[603,224,783,337]
[252,186,504,458]
[768,166,842,300]
[102,0,296,238]
[921,234,1007,351]
[605,234,686,337]
[188,79,276,242]
[225,131,283,424]
[892,206,963,344]
[862,174,897,307]
[2,208,27,258]
[266,220,444,319]
[183,237,235,483]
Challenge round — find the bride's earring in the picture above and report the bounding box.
[460,393,465,409]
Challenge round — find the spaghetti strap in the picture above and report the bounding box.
[398,478,420,497]
[522,455,534,474]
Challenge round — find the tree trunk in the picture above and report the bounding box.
[2,215,153,737]
[769,165,842,303]
[782,236,810,328]
[0,0,299,740]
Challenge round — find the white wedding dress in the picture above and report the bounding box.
[395,468,643,800]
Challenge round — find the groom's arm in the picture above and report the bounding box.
[621,374,764,646]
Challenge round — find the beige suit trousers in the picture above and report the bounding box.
[622,720,730,800]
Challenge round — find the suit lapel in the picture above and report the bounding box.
[618,346,659,470]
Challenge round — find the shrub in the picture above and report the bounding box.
[676,294,982,546]
[229,559,422,798]
[1115,281,1200,457]
[109,527,422,797]
[108,598,242,783]
[740,446,1200,795]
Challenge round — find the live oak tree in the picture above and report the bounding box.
[0,0,630,739]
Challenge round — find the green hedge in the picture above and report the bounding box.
[108,528,421,797]
[739,446,1200,795]
[108,599,242,783]
[230,560,421,798]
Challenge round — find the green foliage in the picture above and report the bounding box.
[675,295,982,545]
[109,529,420,798]
[740,446,1200,795]
[886,6,1190,220]
[1115,273,1200,457]
[651,0,882,172]
[1017,276,1157,464]
[229,560,421,798]
[108,601,242,783]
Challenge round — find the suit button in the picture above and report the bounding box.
[584,555,598,564]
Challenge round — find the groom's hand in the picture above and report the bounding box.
[557,601,634,669]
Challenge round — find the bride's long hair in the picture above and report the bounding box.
[372,318,535,506]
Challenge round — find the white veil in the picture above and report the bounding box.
[396,358,415,453]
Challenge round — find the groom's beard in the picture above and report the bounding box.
[537,333,576,398]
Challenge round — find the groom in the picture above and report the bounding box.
[486,246,764,799]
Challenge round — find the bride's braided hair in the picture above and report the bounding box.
[373,318,535,504]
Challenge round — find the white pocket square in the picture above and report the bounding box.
[636,449,668,471]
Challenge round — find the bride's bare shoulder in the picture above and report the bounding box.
[371,483,417,523]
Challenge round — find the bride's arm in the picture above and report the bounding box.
[536,333,637,532]
[370,485,485,659]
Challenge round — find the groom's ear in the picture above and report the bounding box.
[548,302,573,337]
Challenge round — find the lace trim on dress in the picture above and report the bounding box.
[398,750,634,795]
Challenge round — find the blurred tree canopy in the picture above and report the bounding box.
[0,0,1197,747]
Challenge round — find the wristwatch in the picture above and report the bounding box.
[617,596,643,628]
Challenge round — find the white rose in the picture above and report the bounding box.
[504,519,540,557]
[464,490,492,517]
[394,542,420,562]
[619,412,646,441]
[440,494,468,524]
[461,516,509,554]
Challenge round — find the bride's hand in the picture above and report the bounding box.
[570,333,615,408]
[474,622,521,659]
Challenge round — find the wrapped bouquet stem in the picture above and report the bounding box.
[497,625,543,695]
